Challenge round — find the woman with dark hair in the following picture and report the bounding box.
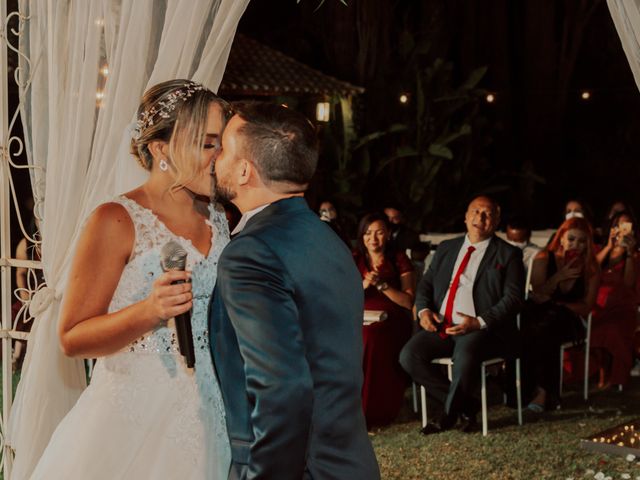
[591,210,639,389]
[318,199,351,247]
[353,212,416,426]
[605,200,633,224]
[563,198,593,222]
[522,217,599,410]
[593,200,634,245]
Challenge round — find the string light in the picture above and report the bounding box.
[486,93,495,103]
[100,65,109,76]
[581,90,591,100]
[399,94,409,104]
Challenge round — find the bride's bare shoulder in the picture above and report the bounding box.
[81,201,134,253]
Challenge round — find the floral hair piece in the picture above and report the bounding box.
[130,82,206,140]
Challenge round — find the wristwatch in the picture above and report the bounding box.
[376,282,389,292]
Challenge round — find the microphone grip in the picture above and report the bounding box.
[172,279,195,368]
[175,311,195,368]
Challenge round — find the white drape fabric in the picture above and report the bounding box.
[8,1,249,478]
[608,0,640,92]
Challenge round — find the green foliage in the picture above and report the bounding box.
[355,58,490,231]
[316,97,363,231]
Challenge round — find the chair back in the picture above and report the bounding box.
[524,253,535,300]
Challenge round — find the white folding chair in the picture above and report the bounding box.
[422,250,436,275]
[419,355,523,436]
[524,253,535,297]
[412,253,526,435]
[559,312,592,401]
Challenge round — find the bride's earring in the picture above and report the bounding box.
[159,158,168,172]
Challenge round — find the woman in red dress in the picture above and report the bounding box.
[592,211,639,389]
[353,212,416,427]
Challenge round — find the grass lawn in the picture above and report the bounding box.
[3,368,640,479]
[370,379,640,479]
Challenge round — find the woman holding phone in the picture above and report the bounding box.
[592,211,639,389]
[521,217,599,411]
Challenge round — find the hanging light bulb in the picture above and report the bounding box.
[316,102,330,122]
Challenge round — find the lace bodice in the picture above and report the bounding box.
[108,196,229,355]
[29,196,232,479]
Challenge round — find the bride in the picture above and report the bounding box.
[29,80,231,479]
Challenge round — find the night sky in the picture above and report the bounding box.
[238,1,640,231]
[6,1,640,237]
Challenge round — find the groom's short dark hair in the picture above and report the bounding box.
[232,101,318,190]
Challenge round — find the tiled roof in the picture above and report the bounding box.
[219,34,364,97]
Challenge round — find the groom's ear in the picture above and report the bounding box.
[237,158,251,186]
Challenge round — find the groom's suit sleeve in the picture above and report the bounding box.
[217,234,312,480]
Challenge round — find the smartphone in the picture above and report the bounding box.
[619,222,633,237]
[564,249,580,264]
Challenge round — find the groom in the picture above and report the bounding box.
[209,102,380,480]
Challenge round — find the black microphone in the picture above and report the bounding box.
[160,241,195,368]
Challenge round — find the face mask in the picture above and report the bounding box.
[319,208,337,221]
[565,211,584,220]
[507,240,527,250]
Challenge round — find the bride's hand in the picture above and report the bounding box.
[143,271,193,326]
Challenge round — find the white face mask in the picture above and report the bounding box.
[565,211,584,220]
[507,239,527,250]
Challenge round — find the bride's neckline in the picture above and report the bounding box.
[120,195,213,259]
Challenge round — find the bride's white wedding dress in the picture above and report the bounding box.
[30,196,231,480]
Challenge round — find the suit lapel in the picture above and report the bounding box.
[436,238,465,306]
[474,236,497,286]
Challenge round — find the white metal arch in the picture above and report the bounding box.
[1,3,42,478]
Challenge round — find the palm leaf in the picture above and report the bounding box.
[352,124,408,151]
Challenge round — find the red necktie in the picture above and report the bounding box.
[441,245,476,339]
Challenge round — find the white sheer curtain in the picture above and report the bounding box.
[608,0,640,92]
[8,1,249,478]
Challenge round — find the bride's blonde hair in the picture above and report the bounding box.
[130,79,230,192]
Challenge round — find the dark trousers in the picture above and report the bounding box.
[520,301,585,403]
[399,329,501,417]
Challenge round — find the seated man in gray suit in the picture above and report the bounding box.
[399,196,524,434]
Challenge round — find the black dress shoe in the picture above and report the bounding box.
[419,413,457,436]
[459,414,478,433]
[420,422,445,436]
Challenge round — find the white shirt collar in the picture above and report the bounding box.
[231,203,271,235]
[462,234,492,252]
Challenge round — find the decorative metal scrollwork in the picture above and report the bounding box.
[1,4,39,474]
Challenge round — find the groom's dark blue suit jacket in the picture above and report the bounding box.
[209,197,380,480]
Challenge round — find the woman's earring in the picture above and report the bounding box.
[159,158,168,172]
